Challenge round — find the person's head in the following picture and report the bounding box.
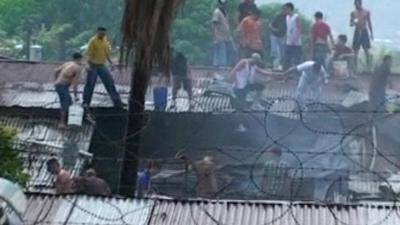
[72,52,83,64]
[96,27,107,40]
[85,169,97,177]
[250,52,263,66]
[47,158,61,175]
[337,34,348,46]
[313,62,323,73]
[354,0,362,10]
[314,11,323,21]
[382,55,393,67]
[283,2,294,15]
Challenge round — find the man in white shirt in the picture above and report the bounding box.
[283,2,303,70]
[230,53,276,110]
[282,61,329,106]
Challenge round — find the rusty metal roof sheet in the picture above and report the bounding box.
[0,116,94,193]
[23,194,154,225]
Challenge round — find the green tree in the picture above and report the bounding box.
[172,0,214,65]
[0,0,123,60]
[0,126,29,187]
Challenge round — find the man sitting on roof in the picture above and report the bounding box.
[46,158,74,194]
[328,34,355,78]
[74,169,111,196]
[54,53,83,128]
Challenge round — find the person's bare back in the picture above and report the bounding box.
[55,62,82,85]
[193,158,218,198]
[55,169,74,194]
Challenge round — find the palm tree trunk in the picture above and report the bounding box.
[119,53,150,196]
[119,0,184,196]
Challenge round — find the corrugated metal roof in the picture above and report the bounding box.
[23,194,154,225]
[0,116,94,193]
[0,60,131,85]
[150,199,400,225]
[0,60,373,115]
[20,194,400,225]
[0,82,130,109]
[0,60,220,86]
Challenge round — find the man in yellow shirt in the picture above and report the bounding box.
[83,27,123,108]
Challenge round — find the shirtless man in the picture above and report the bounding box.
[350,0,373,71]
[46,158,74,194]
[74,169,111,196]
[54,53,83,127]
[177,154,219,199]
[192,156,218,199]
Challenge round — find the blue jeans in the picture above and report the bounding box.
[55,83,72,111]
[213,41,228,67]
[83,63,122,107]
[313,44,328,67]
[284,45,302,70]
[270,35,285,62]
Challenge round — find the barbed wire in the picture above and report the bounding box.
[5,88,400,225]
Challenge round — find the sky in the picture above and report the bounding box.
[256,0,400,49]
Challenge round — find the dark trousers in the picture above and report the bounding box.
[233,83,265,110]
[284,45,302,70]
[55,83,72,111]
[83,63,122,107]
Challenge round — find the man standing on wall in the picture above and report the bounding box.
[171,51,193,109]
[213,0,233,67]
[83,27,123,109]
[283,2,302,70]
[350,0,373,72]
[311,11,334,67]
[238,8,263,58]
[269,5,287,70]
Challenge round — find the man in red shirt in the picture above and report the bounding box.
[238,8,263,58]
[311,11,334,67]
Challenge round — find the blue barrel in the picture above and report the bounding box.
[153,87,168,111]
